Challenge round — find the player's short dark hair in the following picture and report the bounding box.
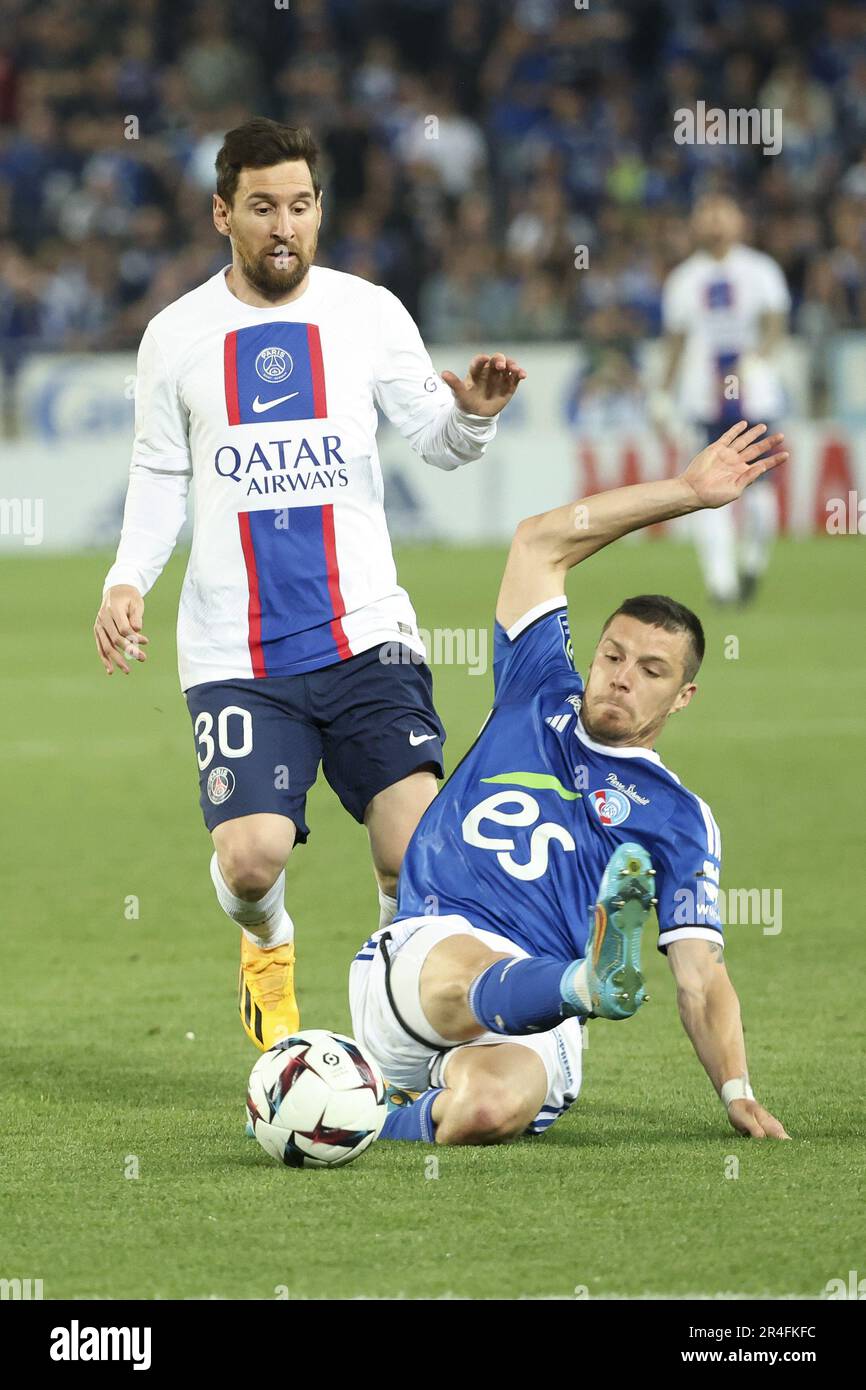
[600,595,705,682]
[215,119,321,206]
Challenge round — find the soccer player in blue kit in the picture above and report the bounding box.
[349,420,792,1146]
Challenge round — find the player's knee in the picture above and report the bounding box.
[428,971,471,1017]
[442,1080,528,1145]
[217,837,288,900]
[221,857,281,900]
[421,970,478,1040]
[420,943,503,1039]
[377,870,398,900]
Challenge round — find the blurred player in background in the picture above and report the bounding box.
[350,422,790,1147]
[655,195,790,604]
[93,118,525,1051]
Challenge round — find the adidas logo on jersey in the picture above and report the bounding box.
[545,714,572,733]
[546,693,581,734]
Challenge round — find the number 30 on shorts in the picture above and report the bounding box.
[195,706,253,770]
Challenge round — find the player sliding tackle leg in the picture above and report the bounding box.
[350,421,792,1146]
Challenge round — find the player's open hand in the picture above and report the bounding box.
[440,353,527,417]
[94,584,149,675]
[682,421,788,509]
[727,1096,791,1140]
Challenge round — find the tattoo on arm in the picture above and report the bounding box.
[706,941,725,964]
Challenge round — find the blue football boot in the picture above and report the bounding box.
[583,841,656,1020]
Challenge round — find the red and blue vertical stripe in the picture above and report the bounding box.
[224,322,327,426]
[238,505,352,676]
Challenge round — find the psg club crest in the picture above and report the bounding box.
[591,787,631,826]
[224,323,327,425]
[207,766,235,805]
[255,346,293,383]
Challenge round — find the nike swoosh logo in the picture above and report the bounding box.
[409,731,438,746]
[251,392,299,413]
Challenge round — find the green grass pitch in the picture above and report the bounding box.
[1,536,863,1300]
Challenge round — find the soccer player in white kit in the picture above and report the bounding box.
[93,120,525,1049]
[657,195,790,604]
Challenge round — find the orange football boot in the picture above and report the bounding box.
[238,938,299,1050]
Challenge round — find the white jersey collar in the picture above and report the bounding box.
[575,715,663,766]
[218,263,319,312]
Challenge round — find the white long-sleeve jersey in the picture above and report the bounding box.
[103,264,497,691]
[662,244,790,423]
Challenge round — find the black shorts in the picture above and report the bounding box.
[185,644,446,838]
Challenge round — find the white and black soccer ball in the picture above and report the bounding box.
[246,1030,386,1168]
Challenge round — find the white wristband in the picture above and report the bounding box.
[721,1077,754,1108]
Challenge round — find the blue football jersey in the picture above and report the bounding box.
[397,599,723,960]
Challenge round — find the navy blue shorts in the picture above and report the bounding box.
[185,644,446,838]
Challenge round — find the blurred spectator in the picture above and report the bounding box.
[505,178,589,277]
[0,0,864,404]
[179,5,263,112]
[39,238,122,349]
[419,245,515,342]
[395,84,487,199]
[0,240,42,349]
[507,271,570,341]
[567,346,647,429]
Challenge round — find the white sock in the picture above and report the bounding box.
[567,960,593,1014]
[378,887,398,932]
[741,480,777,578]
[210,852,294,949]
[693,505,738,600]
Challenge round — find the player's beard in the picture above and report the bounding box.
[580,693,639,745]
[235,233,317,301]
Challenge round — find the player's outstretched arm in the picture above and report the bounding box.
[667,938,791,1141]
[496,420,787,629]
[373,290,524,470]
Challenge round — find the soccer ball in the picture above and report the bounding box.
[246,1030,386,1168]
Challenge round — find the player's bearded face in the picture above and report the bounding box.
[580,618,695,747]
[235,222,318,298]
[225,165,321,302]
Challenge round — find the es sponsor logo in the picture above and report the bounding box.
[462,787,577,881]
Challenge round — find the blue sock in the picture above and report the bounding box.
[469,956,581,1034]
[379,1089,442,1142]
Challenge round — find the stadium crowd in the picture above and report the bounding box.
[1,0,866,413]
